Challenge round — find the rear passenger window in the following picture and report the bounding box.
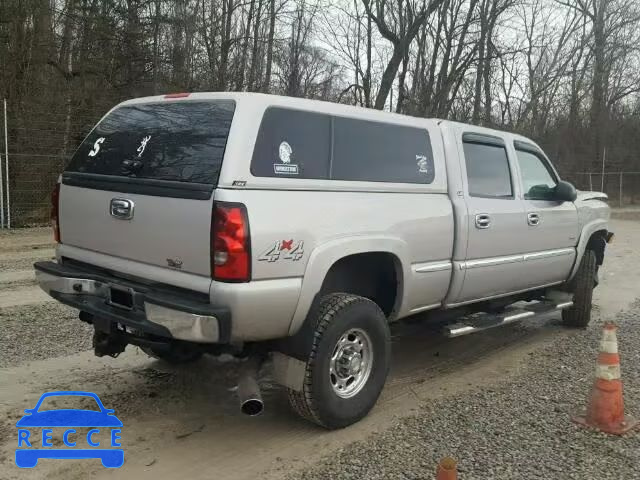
[251,108,330,179]
[463,141,513,198]
[332,118,434,184]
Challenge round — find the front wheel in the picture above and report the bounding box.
[562,249,597,328]
[287,293,391,429]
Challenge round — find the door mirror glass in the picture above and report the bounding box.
[554,180,577,202]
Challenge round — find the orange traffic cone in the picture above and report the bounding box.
[573,322,639,435]
[436,457,457,480]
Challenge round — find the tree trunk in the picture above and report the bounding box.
[248,0,264,91]
[472,19,486,124]
[375,44,404,110]
[395,49,409,113]
[590,0,606,169]
[364,13,372,107]
[218,0,234,90]
[236,0,255,90]
[263,0,276,93]
[152,0,161,93]
[482,39,492,125]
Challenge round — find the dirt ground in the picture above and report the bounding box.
[0,217,639,480]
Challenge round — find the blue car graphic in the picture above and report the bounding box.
[15,391,123,468]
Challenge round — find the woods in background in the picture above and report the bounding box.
[1,0,640,222]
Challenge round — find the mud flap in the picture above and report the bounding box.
[272,352,307,392]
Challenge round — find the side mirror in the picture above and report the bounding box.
[554,180,577,202]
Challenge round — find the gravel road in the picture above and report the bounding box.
[293,307,640,480]
[0,303,93,368]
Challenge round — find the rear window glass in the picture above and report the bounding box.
[66,100,235,184]
[250,108,434,184]
[250,108,330,179]
[332,118,434,183]
[463,141,513,198]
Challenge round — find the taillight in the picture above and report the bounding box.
[51,183,60,243]
[211,202,250,282]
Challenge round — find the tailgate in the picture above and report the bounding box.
[58,98,235,277]
[59,184,213,276]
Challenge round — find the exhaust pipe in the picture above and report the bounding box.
[237,356,264,416]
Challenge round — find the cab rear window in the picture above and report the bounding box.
[66,100,235,184]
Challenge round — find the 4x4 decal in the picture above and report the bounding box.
[259,239,304,262]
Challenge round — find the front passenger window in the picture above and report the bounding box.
[515,149,557,200]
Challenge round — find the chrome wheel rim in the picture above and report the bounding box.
[329,328,373,398]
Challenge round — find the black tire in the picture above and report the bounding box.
[287,293,391,429]
[562,249,597,328]
[141,344,203,364]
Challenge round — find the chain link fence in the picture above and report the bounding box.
[0,96,100,228]
[563,172,640,207]
[0,153,69,228]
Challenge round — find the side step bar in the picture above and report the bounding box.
[443,300,574,338]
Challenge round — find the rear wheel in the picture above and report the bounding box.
[562,249,597,328]
[287,293,391,429]
[142,344,203,364]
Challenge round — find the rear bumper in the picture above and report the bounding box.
[34,261,231,343]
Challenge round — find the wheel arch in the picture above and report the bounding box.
[318,251,402,317]
[567,219,609,282]
[287,236,409,337]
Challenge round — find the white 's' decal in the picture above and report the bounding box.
[88,137,105,157]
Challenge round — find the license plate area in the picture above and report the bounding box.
[108,285,135,310]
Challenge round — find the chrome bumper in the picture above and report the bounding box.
[35,265,228,344]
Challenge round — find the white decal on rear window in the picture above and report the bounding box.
[416,154,429,174]
[274,141,299,175]
[88,137,105,157]
[137,135,151,158]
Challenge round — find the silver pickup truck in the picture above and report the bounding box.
[35,92,612,429]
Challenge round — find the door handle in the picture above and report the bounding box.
[475,214,491,229]
[527,212,540,226]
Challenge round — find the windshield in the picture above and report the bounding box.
[66,100,235,185]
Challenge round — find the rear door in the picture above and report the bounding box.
[454,132,529,303]
[59,99,235,277]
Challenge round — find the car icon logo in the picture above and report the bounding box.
[15,391,124,468]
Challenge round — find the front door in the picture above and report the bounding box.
[511,142,578,288]
[454,132,529,303]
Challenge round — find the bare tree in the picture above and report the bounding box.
[471,0,512,125]
[362,0,445,110]
[558,0,640,166]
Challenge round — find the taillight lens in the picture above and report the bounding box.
[51,183,61,243]
[211,202,250,282]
